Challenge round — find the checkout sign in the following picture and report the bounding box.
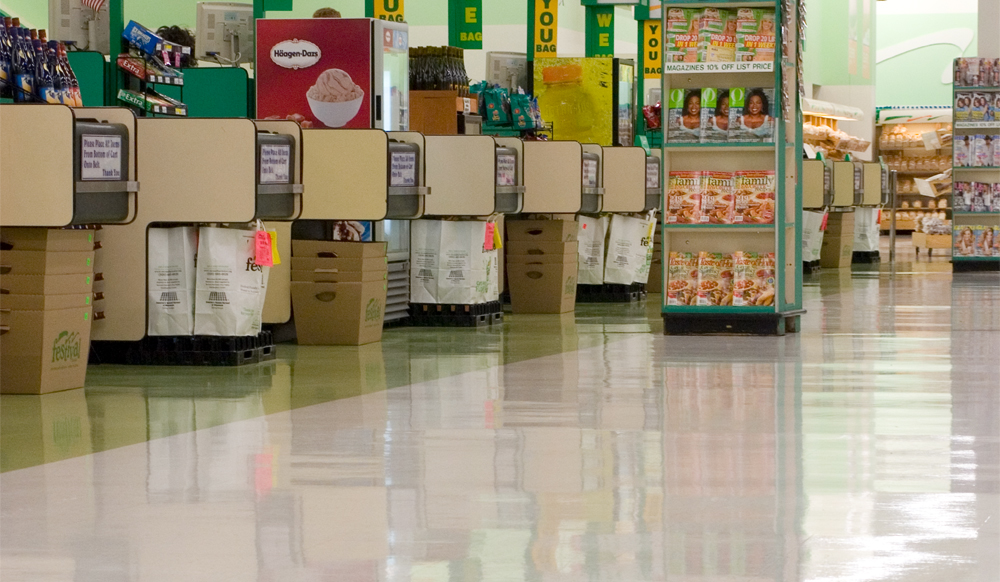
[534,0,558,56]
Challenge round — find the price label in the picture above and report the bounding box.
[645,161,659,188]
[390,152,417,186]
[260,145,291,184]
[496,154,517,186]
[582,159,598,188]
[80,134,123,181]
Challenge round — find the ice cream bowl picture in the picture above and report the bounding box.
[307,68,365,128]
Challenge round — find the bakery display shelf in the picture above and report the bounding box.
[662,143,775,151]
[663,223,775,230]
[663,62,774,74]
[955,121,1000,129]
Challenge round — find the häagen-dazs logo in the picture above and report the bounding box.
[270,39,322,69]
[365,298,383,322]
[52,331,82,364]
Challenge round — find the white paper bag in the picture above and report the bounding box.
[410,220,492,304]
[194,226,269,336]
[604,215,649,285]
[853,207,880,253]
[802,210,826,262]
[633,218,657,284]
[147,226,197,336]
[577,215,608,285]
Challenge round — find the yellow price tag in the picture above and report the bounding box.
[269,231,281,265]
[493,224,503,250]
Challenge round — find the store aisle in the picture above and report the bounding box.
[1,270,998,581]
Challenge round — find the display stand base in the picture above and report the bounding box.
[852,251,881,264]
[576,283,647,303]
[803,260,821,275]
[953,260,1000,273]
[662,311,804,336]
[409,301,504,327]
[91,332,276,366]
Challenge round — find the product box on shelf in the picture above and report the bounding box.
[668,88,704,143]
[700,88,731,144]
[666,8,700,63]
[506,259,578,314]
[666,251,699,306]
[729,87,775,142]
[0,306,93,395]
[506,220,579,243]
[666,171,703,224]
[290,280,387,345]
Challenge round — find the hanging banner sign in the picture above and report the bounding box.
[585,6,615,58]
[534,0,558,57]
[643,19,662,79]
[449,0,483,49]
[368,0,404,22]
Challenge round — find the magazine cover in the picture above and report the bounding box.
[700,88,730,143]
[953,181,972,212]
[974,135,991,167]
[700,171,735,224]
[697,8,736,62]
[667,252,699,305]
[666,171,703,223]
[954,92,972,123]
[666,8,700,63]
[668,88,703,143]
[971,182,989,213]
[729,87,774,142]
[696,252,734,306]
[993,184,1000,212]
[954,135,971,167]
[955,225,988,256]
[735,9,776,63]
[970,93,990,123]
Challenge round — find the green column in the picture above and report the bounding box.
[107,0,124,105]
[585,6,615,58]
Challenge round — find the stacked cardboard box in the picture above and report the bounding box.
[506,220,579,314]
[648,222,663,293]
[820,211,855,269]
[290,240,388,345]
[1,229,97,394]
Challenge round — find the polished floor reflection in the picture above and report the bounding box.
[1,262,998,581]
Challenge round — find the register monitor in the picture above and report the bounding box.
[196,2,255,65]
[48,0,110,53]
[486,52,528,92]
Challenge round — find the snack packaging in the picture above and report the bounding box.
[666,8,700,63]
[667,252,699,306]
[733,170,775,224]
[729,87,774,142]
[954,92,972,123]
[666,171,703,224]
[732,251,775,307]
[700,88,730,143]
[697,8,736,62]
[696,252,734,306]
[668,88,703,143]
[735,9,776,63]
[970,92,990,123]
[700,171,735,224]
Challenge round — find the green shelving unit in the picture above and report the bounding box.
[659,0,804,335]
[951,58,1000,272]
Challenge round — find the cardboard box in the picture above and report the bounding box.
[1,293,93,311]
[506,220,579,242]
[820,234,854,269]
[648,261,663,294]
[507,260,578,314]
[0,250,95,276]
[506,253,576,265]
[1,306,93,394]
[291,240,387,258]
[824,212,856,235]
[506,240,579,257]
[0,228,96,252]
[291,269,388,283]
[0,273,95,295]
[291,280,387,345]
[290,256,388,273]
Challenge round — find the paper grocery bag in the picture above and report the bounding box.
[147,226,197,336]
[411,220,491,304]
[577,215,608,285]
[604,215,649,285]
[194,226,270,336]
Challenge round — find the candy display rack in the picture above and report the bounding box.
[659,0,804,335]
[116,21,190,117]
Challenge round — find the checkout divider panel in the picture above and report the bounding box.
[301,129,389,221]
[0,105,76,227]
[423,135,497,217]
[602,147,648,213]
[522,141,584,214]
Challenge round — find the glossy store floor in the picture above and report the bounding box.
[2,249,998,581]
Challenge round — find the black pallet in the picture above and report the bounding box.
[409,301,504,327]
[803,260,821,275]
[91,331,275,367]
[852,251,881,264]
[663,312,803,336]
[576,283,647,303]
[953,260,1000,273]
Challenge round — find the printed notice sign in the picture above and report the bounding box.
[646,161,659,189]
[390,152,417,186]
[260,145,291,184]
[582,159,598,188]
[497,154,517,186]
[80,134,123,181]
